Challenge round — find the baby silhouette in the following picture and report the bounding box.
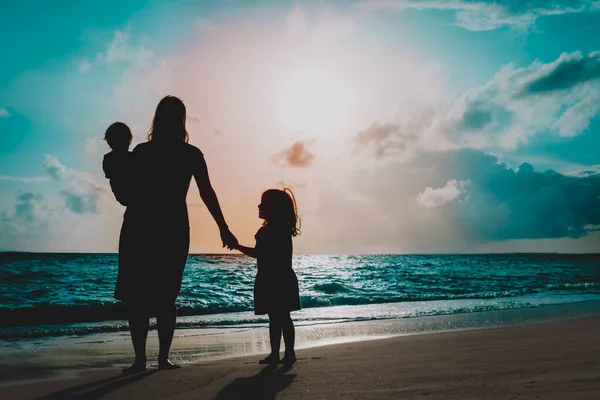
[102,122,134,206]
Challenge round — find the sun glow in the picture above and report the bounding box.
[274,66,356,134]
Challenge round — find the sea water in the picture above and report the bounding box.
[2,253,600,342]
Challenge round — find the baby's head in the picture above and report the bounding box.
[104,122,132,151]
[258,188,301,236]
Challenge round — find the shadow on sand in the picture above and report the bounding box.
[34,370,156,400]
[213,365,297,400]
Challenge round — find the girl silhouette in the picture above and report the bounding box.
[116,96,237,374]
[235,188,302,365]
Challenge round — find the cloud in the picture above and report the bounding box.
[0,175,49,183]
[77,57,93,73]
[0,156,119,251]
[42,155,107,214]
[187,114,202,124]
[311,148,600,253]
[286,5,309,37]
[84,136,104,154]
[13,193,45,223]
[0,190,116,252]
[272,141,316,167]
[417,179,469,208]
[405,149,600,241]
[285,4,356,41]
[561,164,600,177]
[553,90,600,136]
[425,150,600,241]
[42,155,67,181]
[354,122,420,159]
[449,51,600,146]
[97,28,131,64]
[0,192,49,241]
[357,0,600,31]
[522,51,600,94]
[276,179,307,189]
[352,103,455,160]
[0,107,10,117]
[76,27,153,73]
[354,51,600,158]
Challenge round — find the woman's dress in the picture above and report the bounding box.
[115,141,204,305]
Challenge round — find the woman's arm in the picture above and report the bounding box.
[235,244,258,258]
[192,151,238,249]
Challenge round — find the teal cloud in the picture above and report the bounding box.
[523,51,600,95]
[417,149,600,241]
[360,0,600,31]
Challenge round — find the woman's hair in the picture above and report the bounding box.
[104,122,132,150]
[261,188,301,237]
[147,95,189,143]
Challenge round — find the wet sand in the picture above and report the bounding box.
[3,315,600,399]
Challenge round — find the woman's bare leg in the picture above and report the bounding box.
[124,302,149,374]
[157,301,180,369]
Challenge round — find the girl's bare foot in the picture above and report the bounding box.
[258,353,279,366]
[122,360,147,375]
[158,359,181,370]
[280,353,297,365]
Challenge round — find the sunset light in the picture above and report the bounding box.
[274,65,356,134]
[2,1,600,398]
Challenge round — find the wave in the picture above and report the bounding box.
[0,302,258,328]
[4,296,599,341]
[0,303,129,328]
[311,282,365,294]
[3,281,598,329]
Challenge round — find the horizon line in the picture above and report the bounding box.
[1,251,599,256]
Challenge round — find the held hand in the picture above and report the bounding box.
[220,228,238,250]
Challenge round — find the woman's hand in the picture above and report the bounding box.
[220,228,238,250]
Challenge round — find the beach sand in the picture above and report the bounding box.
[3,315,600,399]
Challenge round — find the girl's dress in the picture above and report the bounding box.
[253,223,301,315]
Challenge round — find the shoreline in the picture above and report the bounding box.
[2,300,600,388]
[5,296,600,341]
[3,315,600,399]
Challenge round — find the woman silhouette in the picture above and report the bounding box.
[117,95,237,374]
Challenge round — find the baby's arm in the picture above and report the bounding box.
[235,244,258,258]
[103,154,129,206]
[110,178,129,206]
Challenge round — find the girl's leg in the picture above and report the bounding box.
[269,313,283,356]
[157,301,180,369]
[260,312,282,364]
[125,302,149,374]
[281,312,296,362]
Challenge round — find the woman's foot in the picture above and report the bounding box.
[122,361,147,375]
[280,353,297,366]
[258,353,279,366]
[158,359,182,370]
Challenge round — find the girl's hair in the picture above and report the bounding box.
[261,188,301,237]
[147,95,189,143]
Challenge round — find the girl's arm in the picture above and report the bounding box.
[236,244,258,258]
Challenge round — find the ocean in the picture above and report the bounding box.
[2,253,600,342]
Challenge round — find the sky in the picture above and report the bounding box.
[1,0,600,254]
